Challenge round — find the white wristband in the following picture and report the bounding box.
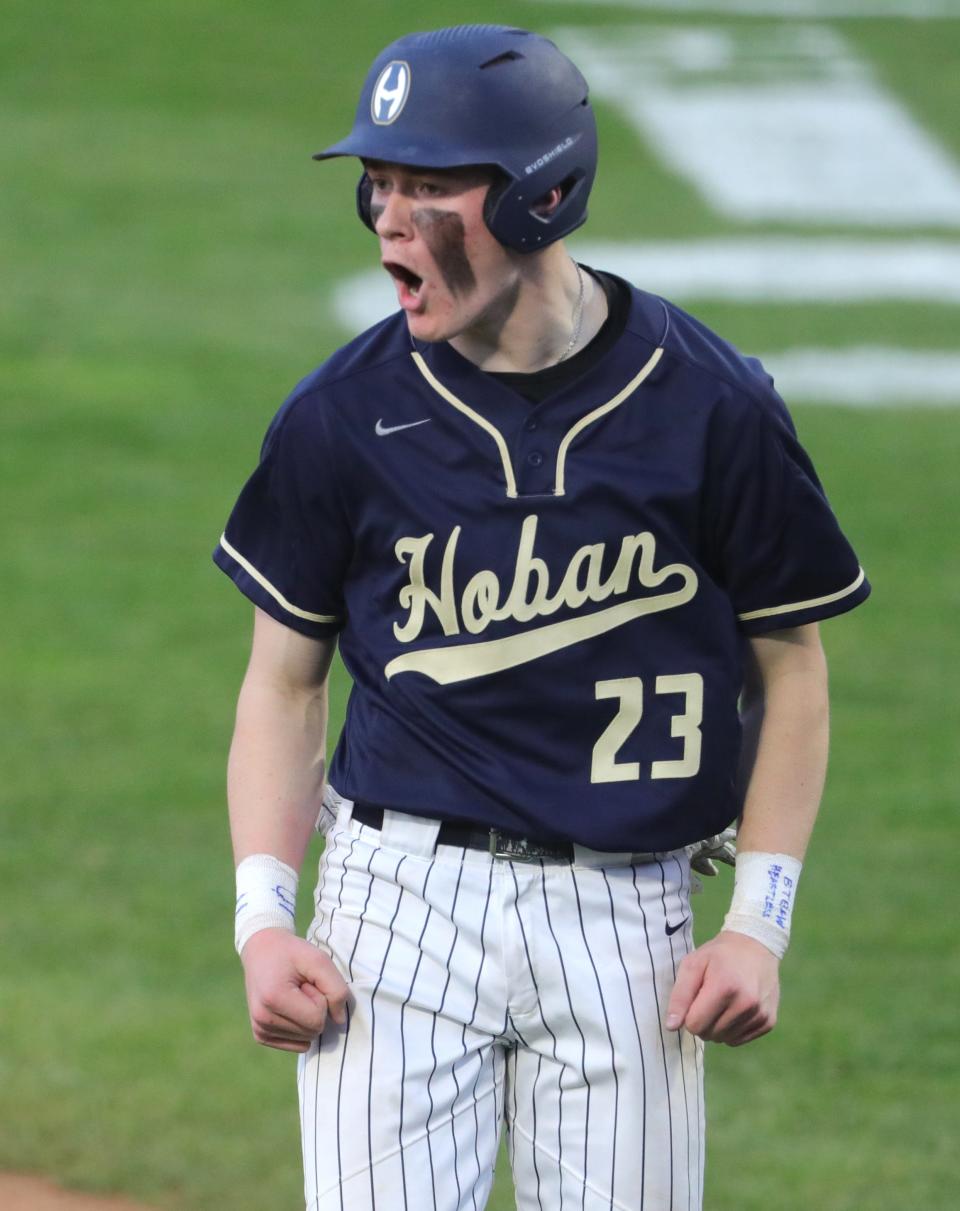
[722,851,803,960]
[234,854,299,957]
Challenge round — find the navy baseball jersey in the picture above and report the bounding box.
[214,278,869,852]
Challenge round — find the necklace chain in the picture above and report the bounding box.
[557,262,586,363]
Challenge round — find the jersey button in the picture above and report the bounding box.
[524,417,538,432]
[527,450,544,467]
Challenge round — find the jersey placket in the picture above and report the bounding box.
[512,405,563,498]
[413,343,666,503]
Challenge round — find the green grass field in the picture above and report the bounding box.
[2,2,958,1208]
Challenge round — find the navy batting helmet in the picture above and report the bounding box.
[313,25,598,252]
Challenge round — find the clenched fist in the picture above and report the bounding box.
[241,928,350,1053]
[665,930,780,1047]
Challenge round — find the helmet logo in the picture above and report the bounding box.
[371,61,410,125]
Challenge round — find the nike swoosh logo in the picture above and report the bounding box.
[375,417,432,436]
[665,918,688,936]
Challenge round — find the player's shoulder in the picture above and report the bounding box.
[287,311,413,410]
[622,280,787,424]
[261,312,412,446]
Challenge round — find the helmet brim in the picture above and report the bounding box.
[312,137,360,162]
[313,131,507,172]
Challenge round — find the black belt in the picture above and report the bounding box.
[351,802,575,862]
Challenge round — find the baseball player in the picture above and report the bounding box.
[215,25,870,1211]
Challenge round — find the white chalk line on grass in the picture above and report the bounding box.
[568,238,960,302]
[759,348,960,406]
[553,24,960,226]
[533,0,960,18]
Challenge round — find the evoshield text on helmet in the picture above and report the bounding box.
[313,25,598,252]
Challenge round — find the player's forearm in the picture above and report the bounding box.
[736,625,830,861]
[228,674,328,873]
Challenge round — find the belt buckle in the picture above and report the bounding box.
[488,828,567,863]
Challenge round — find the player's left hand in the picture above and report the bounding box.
[684,826,737,878]
[664,930,780,1046]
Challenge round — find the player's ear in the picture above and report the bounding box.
[530,186,563,218]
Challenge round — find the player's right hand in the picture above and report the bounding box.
[240,928,349,1052]
[664,930,780,1047]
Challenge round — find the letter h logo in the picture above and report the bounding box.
[371,61,410,125]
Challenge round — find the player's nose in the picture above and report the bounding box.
[373,189,414,240]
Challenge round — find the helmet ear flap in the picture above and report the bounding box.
[481,173,510,240]
[485,162,593,251]
[356,172,376,232]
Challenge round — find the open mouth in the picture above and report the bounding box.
[384,261,423,297]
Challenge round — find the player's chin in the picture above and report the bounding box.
[402,307,457,344]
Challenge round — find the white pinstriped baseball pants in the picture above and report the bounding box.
[297,796,704,1211]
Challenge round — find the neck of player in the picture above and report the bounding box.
[448,249,608,375]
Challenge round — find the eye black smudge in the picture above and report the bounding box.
[368,202,385,228]
[413,208,476,295]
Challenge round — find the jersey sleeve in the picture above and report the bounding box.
[707,376,871,635]
[212,391,351,638]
